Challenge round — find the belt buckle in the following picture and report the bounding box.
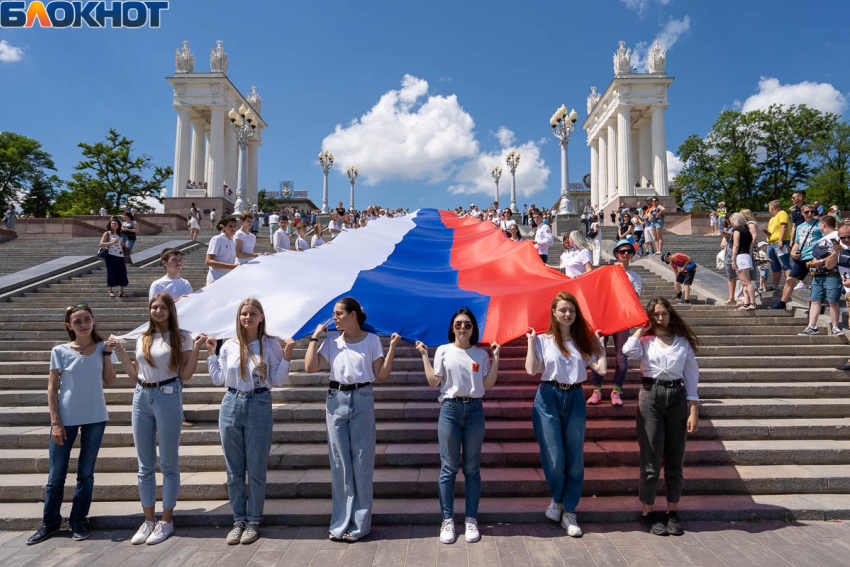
[558,382,571,390]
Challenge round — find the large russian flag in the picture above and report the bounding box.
[124,209,647,344]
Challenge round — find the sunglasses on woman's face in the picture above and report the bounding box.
[453,322,473,330]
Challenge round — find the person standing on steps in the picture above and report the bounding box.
[525,291,606,538]
[111,293,206,546]
[770,204,821,311]
[798,214,843,337]
[729,213,757,311]
[268,210,280,245]
[624,297,700,537]
[588,240,642,407]
[414,309,501,546]
[646,197,666,254]
[311,222,326,248]
[99,217,128,298]
[26,305,118,546]
[122,211,138,261]
[206,298,296,545]
[303,298,402,542]
[558,231,593,278]
[765,200,792,290]
[533,211,553,264]
[206,216,240,284]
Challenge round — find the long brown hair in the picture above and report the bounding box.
[236,298,268,382]
[644,297,701,353]
[64,304,104,343]
[141,293,182,373]
[544,291,601,360]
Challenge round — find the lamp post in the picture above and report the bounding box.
[347,166,358,211]
[228,104,257,214]
[550,104,579,215]
[505,151,520,214]
[319,150,334,213]
[490,166,502,207]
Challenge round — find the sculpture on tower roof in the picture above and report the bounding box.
[613,41,632,76]
[648,40,667,75]
[586,86,601,115]
[248,86,262,115]
[210,40,228,74]
[175,41,194,74]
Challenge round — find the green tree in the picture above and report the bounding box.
[806,121,850,210]
[58,129,172,216]
[257,189,278,211]
[0,132,56,211]
[20,173,60,217]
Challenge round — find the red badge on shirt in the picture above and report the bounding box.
[472,363,480,372]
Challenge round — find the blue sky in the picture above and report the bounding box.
[1,0,848,211]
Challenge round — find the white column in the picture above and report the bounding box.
[639,122,651,187]
[171,106,192,198]
[204,127,211,193]
[208,107,225,198]
[651,105,669,196]
[224,123,237,198]
[190,119,206,185]
[606,119,617,202]
[617,106,633,197]
[247,140,259,205]
[631,128,640,193]
[597,134,608,207]
[589,141,599,208]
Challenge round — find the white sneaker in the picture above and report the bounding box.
[795,282,806,290]
[561,512,583,537]
[833,327,843,336]
[545,500,564,522]
[439,519,456,544]
[464,518,480,543]
[145,521,174,545]
[131,520,155,545]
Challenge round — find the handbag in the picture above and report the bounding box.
[96,247,108,259]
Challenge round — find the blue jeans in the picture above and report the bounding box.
[326,385,376,539]
[132,382,183,509]
[532,383,586,512]
[767,241,792,272]
[437,398,485,520]
[43,421,106,528]
[219,390,273,522]
[591,329,629,389]
[122,236,136,253]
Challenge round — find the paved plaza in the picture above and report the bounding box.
[1,520,849,567]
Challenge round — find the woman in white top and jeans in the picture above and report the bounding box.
[112,293,206,545]
[558,230,593,278]
[304,297,402,542]
[623,297,700,537]
[206,298,295,545]
[525,292,606,537]
[415,309,501,545]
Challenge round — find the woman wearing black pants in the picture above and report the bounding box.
[623,297,700,537]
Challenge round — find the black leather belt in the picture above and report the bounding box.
[642,377,685,387]
[138,377,178,389]
[542,381,583,391]
[329,381,371,392]
[228,387,269,395]
[446,396,478,403]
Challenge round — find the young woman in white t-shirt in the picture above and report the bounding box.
[235,212,262,264]
[558,231,593,278]
[311,222,326,248]
[205,298,295,545]
[414,309,500,545]
[524,291,606,538]
[111,293,206,546]
[294,223,310,251]
[304,297,401,542]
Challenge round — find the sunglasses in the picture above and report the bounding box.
[840,235,850,240]
[453,322,473,330]
[803,210,815,214]
[66,303,89,311]
[616,248,634,255]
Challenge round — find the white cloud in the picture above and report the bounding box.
[632,15,691,72]
[448,128,550,200]
[0,40,24,63]
[667,150,682,183]
[321,74,478,185]
[740,77,848,115]
[621,0,672,15]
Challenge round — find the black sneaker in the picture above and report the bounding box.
[836,361,850,371]
[26,524,60,545]
[769,301,786,310]
[676,292,682,300]
[641,512,668,536]
[665,512,684,536]
[71,522,90,542]
[682,299,691,304]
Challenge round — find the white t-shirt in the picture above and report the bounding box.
[311,234,326,248]
[433,344,490,402]
[149,276,193,302]
[273,228,291,252]
[559,248,593,277]
[207,337,291,391]
[534,334,595,385]
[500,219,517,232]
[234,229,257,264]
[318,333,384,385]
[188,216,200,230]
[135,330,193,383]
[295,236,310,251]
[625,268,643,297]
[206,234,236,284]
[329,220,342,238]
[534,224,554,255]
[269,213,280,225]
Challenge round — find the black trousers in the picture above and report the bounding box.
[637,381,689,505]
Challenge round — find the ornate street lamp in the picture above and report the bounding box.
[551,104,579,215]
[490,166,502,207]
[347,166,359,211]
[228,104,257,214]
[319,150,334,213]
[505,151,521,214]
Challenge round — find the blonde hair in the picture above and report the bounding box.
[739,209,755,222]
[142,293,182,373]
[729,212,747,227]
[236,298,268,382]
[768,200,781,211]
[568,230,592,251]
